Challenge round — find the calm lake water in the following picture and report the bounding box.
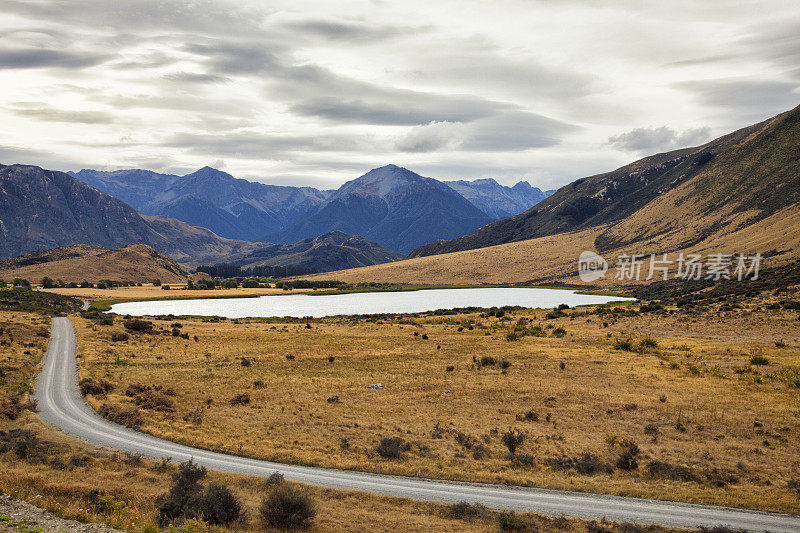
[109,288,633,319]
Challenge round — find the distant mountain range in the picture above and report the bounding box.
[446,179,553,219]
[72,165,551,253]
[410,103,800,259]
[0,164,404,273]
[71,166,331,242]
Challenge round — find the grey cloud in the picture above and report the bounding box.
[3,0,270,37]
[396,122,466,153]
[674,78,799,121]
[11,103,116,124]
[284,19,420,42]
[162,71,231,84]
[0,145,87,169]
[96,93,255,117]
[165,131,369,159]
[185,40,519,125]
[395,111,577,153]
[410,50,596,102]
[608,125,712,154]
[184,41,282,75]
[0,48,111,69]
[290,93,509,126]
[462,112,577,151]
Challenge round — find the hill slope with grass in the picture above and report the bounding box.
[0,244,190,284]
[411,104,800,258]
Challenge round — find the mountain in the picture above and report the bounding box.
[72,166,331,241]
[270,165,493,254]
[224,231,404,273]
[0,164,269,264]
[73,164,553,252]
[411,104,800,258]
[0,244,189,284]
[444,178,552,219]
[0,164,403,273]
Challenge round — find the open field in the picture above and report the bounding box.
[72,289,800,515]
[1,310,639,533]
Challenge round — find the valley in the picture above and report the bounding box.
[69,289,800,515]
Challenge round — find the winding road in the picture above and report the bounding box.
[35,317,800,532]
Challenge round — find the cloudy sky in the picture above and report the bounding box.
[1,0,799,189]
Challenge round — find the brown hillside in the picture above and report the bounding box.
[309,106,800,286]
[0,244,189,284]
[411,104,800,259]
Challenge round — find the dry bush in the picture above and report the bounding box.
[260,483,316,530]
[79,378,114,397]
[97,403,143,429]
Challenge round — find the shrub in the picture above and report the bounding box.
[156,461,207,526]
[516,410,539,422]
[133,390,175,412]
[545,453,613,475]
[614,338,634,351]
[152,279,161,286]
[229,393,250,406]
[480,355,497,366]
[79,378,114,397]
[259,484,316,530]
[586,521,614,533]
[749,355,769,365]
[616,449,639,471]
[203,482,243,526]
[646,460,700,483]
[266,471,285,486]
[0,429,52,463]
[501,429,525,455]
[552,327,567,338]
[240,357,252,367]
[499,359,511,369]
[639,337,658,349]
[375,437,408,459]
[497,511,527,531]
[123,319,153,333]
[182,408,203,425]
[110,332,129,342]
[448,501,488,520]
[98,403,143,429]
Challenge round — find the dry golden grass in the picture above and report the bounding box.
[1,311,610,533]
[0,244,189,285]
[74,293,800,514]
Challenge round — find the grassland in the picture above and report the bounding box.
[72,287,800,515]
[3,310,657,533]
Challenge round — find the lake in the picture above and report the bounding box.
[108,287,633,318]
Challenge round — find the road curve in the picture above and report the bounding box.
[35,317,799,532]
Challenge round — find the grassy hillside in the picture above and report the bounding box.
[411,105,800,259]
[0,244,190,284]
